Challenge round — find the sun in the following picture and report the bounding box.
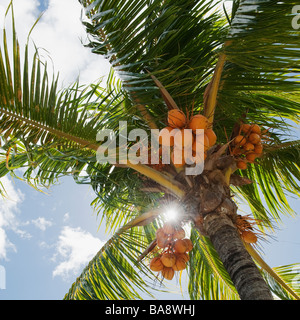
[164,205,179,222]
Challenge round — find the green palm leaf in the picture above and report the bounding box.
[262,263,300,300]
[64,228,156,300]
[64,219,170,300]
[189,228,239,300]
[81,0,227,117]
[74,0,300,300]
[2,0,300,301]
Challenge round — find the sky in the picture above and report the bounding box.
[0,0,299,300]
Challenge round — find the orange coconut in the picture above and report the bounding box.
[234,135,246,147]
[172,256,186,271]
[156,228,169,248]
[188,114,209,133]
[156,227,165,237]
[161,253,176,268]
[248,133,261,145]
[176,252,190,263]
[241,123,252,134]
[254,144,263,154]
[156,234,169,249]
[174,239,188,254]
[168,109,187,128]
[174,129,194,149]
[204,128,217,146]
[159,126,176,146]
[231,147,243,156]
[250,124,261,135]
[243,142,255,152]
[173,228,185,240]
[149,256,164,272]
[237,161,247,170]
[192,134,210,154]
[162,267,175,280]
[163,222,176,235]
[241,230,258,243]
[246,153,258,163]
[171,148,185,168]
[182,239,193,252]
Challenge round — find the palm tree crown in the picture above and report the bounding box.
[0,0,300,300]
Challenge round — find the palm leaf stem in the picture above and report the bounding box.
[126,162,186,199]
[203,52,226,125]
[244,242,300,300]
[0,107,100,150]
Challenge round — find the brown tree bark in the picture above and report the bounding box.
[185,151,274,300]
[203,212,273,300]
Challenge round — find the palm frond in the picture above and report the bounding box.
[80,0,228,121]
[231,139,300,232]
[207,0,300,229]
[64,225,165,300]
[188,228,239,300]
[263,263,300,300]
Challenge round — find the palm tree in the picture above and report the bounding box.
[1,0,300,300]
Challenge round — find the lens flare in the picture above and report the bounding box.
[164,206,179,221]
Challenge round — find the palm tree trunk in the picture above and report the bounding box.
[203,212,273,300]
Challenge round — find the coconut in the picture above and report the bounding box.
[159,126,175,146]
[188,114,209,133]
[246,152,258,163]
[173,228,185,240]
[156,227,165,237]
[237,161,247,170]
[149,256,164,271]
[161,267,175,280]
[250,124,261,134]
[174,129,193,149]
[163,222,176,235]
[167,109,187,128]
[182,239,193,252]
[248,133,261,145]
[156,228,169,248]
[243,142,255,152]
[192,134,209,153]
[156,235,169,248]
[241,230,258,243]
[254,144,263,154]
[234,135,246,146]
[176,252,190,263]
[161,253,176,267]
[172,256,186,271]
[204,128,217,146]
[231,147,243,156]
[171,148,185,168]
[174,239,188,254]
[241,123,252,134]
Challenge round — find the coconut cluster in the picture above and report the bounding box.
[234,215,259,244]
[159,109,217,168]
[149,223,193,280]
[231,123,265,170]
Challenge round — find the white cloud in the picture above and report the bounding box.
[0,176,26,260]
[52,226,104,280]
[31,217,53,231]
[0,0,111,87]
[63,212,70,222]
[0,228,16,260]
[0,0,110,261]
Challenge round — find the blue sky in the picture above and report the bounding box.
[0,176,107,299]
[0,0,299,300]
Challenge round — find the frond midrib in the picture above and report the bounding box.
[0,107,99,150]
